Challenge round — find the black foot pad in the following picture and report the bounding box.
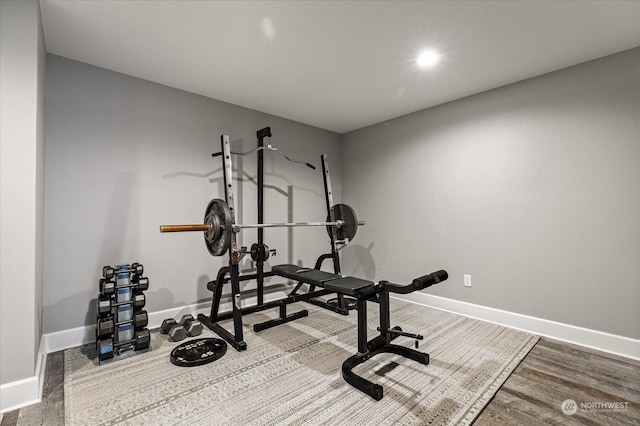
[170,338,227,367]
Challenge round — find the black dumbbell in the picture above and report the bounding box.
[97,316,114,337]
[132,275,149,291]
[131,262,144,276]
[166,315,190,341]
[133,292,146,310]
[161,318,177,334]
[169,325,187,342]
[135,328,150,350]
[97,338,114,361]
[115,323,134,343]
[160,315,200,342]
[180,314,203,337]
[134,310,148,328]
[104,263,144,278]
[179,314,194,325]
[99,278,115,296]
[103,266,115,280]
[97,296,112,317]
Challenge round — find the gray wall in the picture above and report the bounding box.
[35,0,47,374]
[0,0,46,385]
[341,48,640,339]
[43,55,342,333]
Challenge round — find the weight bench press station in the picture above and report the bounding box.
[160,128,448,400]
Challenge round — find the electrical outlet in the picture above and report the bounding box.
[464,274,472,287]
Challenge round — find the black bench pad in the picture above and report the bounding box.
[271,264,341,287]
[271,264,376,297]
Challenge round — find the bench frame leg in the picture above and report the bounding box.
[198,273,334,349]
[253,303,309,332]
[340,289,430,400]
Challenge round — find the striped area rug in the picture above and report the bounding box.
[64,300,538,425]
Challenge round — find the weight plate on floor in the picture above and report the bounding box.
[203,199,232,256]
[327,297,358,310]
[170,338,227,367]
[327,203,358,241]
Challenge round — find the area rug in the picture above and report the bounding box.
[64,300,538,425]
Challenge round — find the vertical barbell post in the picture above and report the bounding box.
[221,134,245,347]
[256,127,271,305]
[321,154,346,309]
[221,135,239,259]
[322,154,341,275]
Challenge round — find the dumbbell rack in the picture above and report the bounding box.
[96,263,150,365]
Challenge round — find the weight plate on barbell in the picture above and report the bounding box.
[327,203,358,241]
[204,199,232,256]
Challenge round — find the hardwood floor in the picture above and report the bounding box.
[1,351,64,426]
[2,338,638,425]
[475,338,640,425]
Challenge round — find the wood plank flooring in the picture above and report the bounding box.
[475,338,640,425]
[1,351,65,426]
[2,337,638,425]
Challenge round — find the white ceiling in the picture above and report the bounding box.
[40,1,640,134]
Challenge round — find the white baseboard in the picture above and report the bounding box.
[0,376,39,414]
[36,291,640,360]
[0,336,46,414]
[5,291,637,413]
[395,293,640,361]
[42,300,212,354]
[2,290,290,413]
[35,335,47,403]
[43,290,292,353]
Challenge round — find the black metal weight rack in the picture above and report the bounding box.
[158,127,449,400]
[96,263,150,364]
[197,128,355,351]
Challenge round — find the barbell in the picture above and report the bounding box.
[160,199,364,256]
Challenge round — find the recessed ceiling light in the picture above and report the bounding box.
[416,49,440,68]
